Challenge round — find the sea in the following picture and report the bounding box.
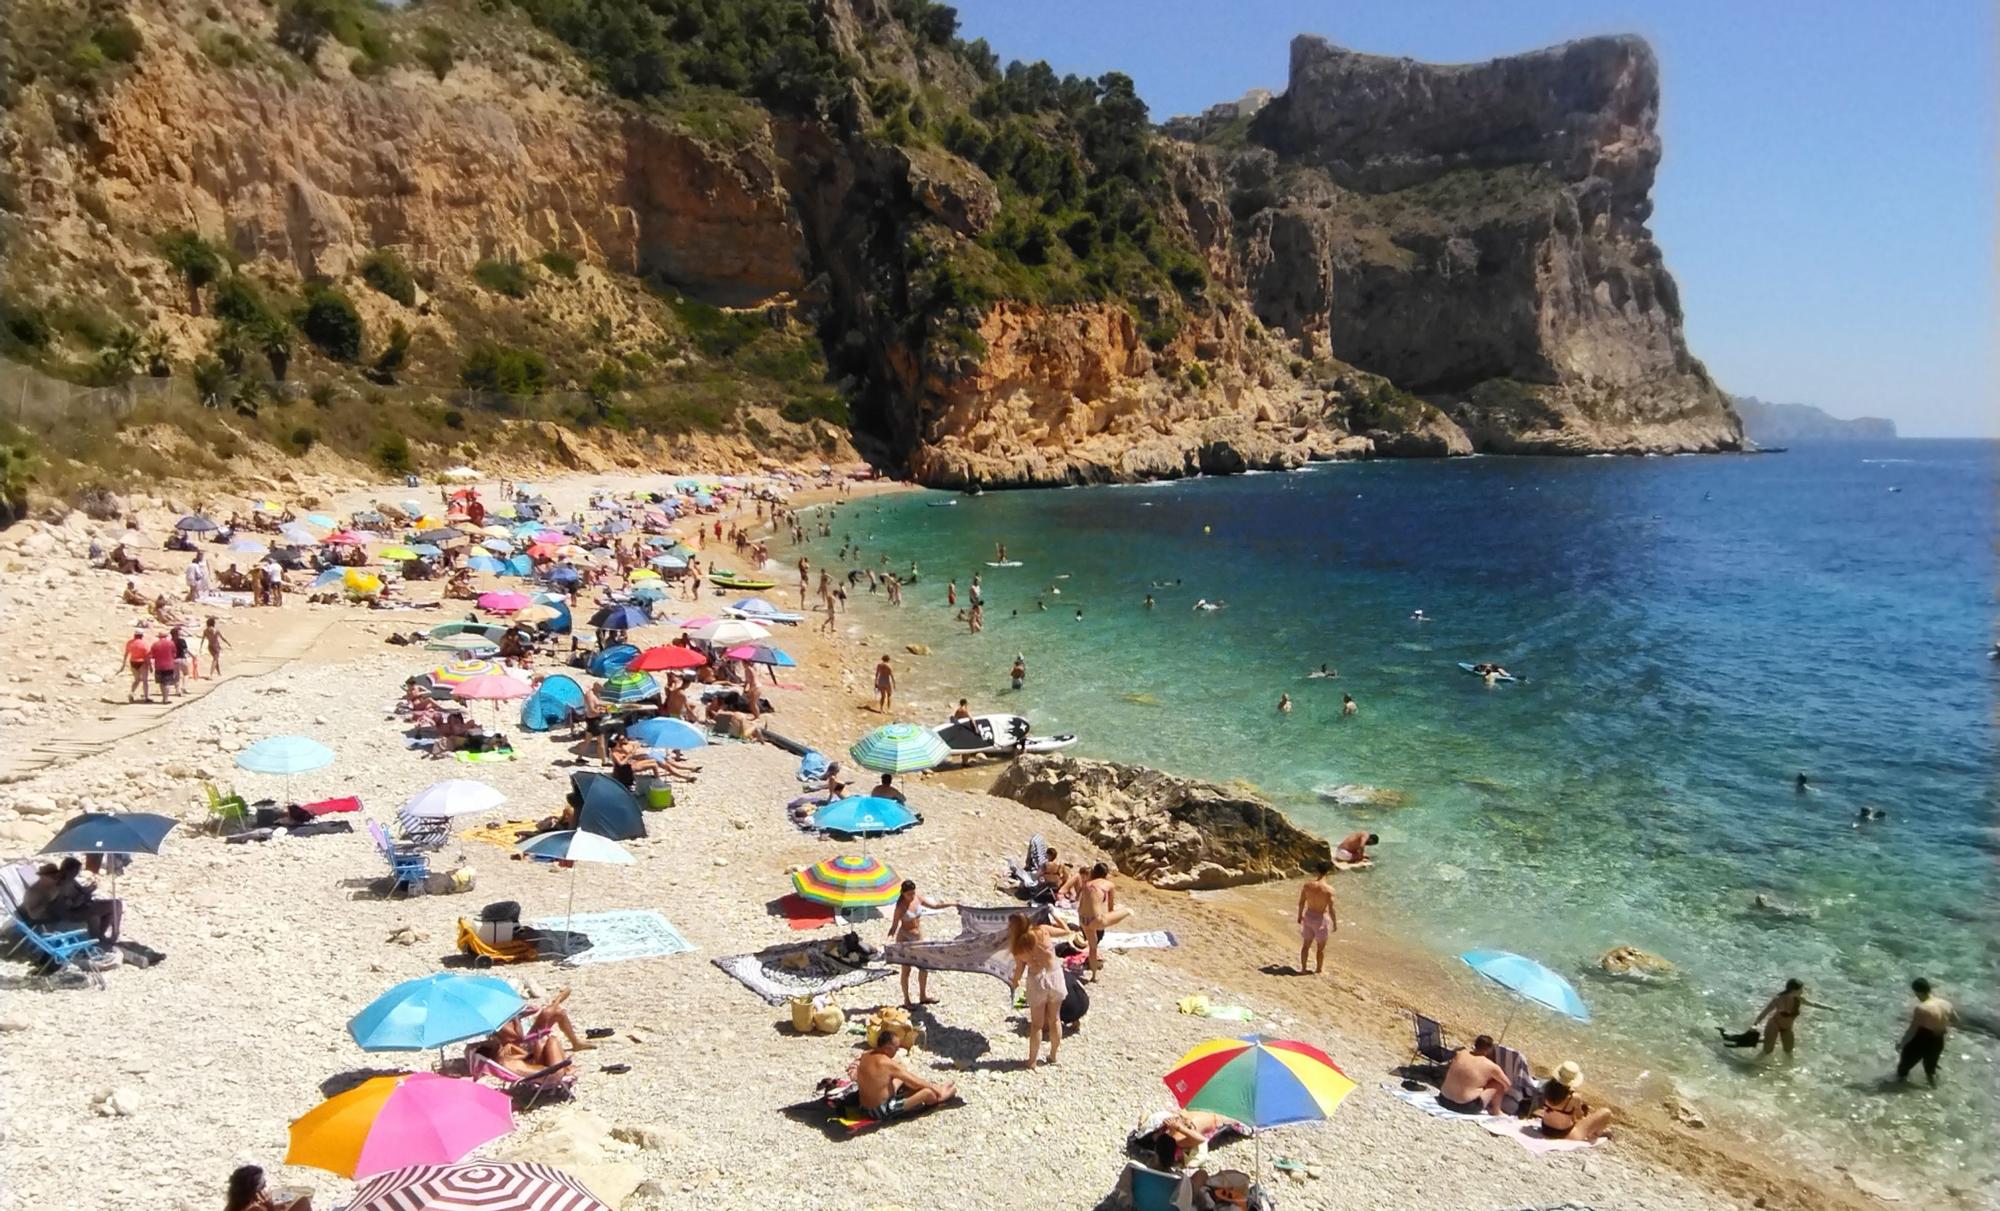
[799,440,1996,1195]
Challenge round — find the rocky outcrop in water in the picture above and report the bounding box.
[993,754,1332,890]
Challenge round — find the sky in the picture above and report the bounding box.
[947,0,1995,437]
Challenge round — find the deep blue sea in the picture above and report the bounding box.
[802,441,1995,1191]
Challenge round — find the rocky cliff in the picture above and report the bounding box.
[994,754,1333,890]
[1730,396,1897,444]
[0,1,1736,498]
[1167,35,1741,455]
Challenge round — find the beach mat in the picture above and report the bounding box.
[460,818,544,850]
[774,893,836,931]
[1382,1084,1603,1154]
[782,1093,965,1139]
[529,909,692,966]
[712,940,893,1006]
[1101,929,1178,950]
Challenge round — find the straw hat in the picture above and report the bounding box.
[1554,1060,1585,1088]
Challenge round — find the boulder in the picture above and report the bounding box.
[1599,945,1675,977]
[492,1107,643,1208]
[993,755,1332,889]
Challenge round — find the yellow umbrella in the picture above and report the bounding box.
[628,569,660,582]
[377,546,420,561]
[344,568,383,596]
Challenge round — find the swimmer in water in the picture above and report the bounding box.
[1411,609,1429,622]
[1143,594,1155,609]
[1341,694,1357,717]
[1277,693,1292,714]
[1307,663,1336,679]
[1073,608,1083,621]
[1795,772,1811,794]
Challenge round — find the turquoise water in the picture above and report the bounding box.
[803,442,1996,1191]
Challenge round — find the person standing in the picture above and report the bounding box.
[1341,693,1358,717]
[1295,863,1336,975]
[947,578,957,608]
[1010,654,1027,691]
[1895,978,1957,1087]
[148,628,180,702]
[1008,913,1069,1070]
[121,629,154,703]
[1752,978,1835,1057]
[968,601,984,633]
[969,574,983,607]
[185,550,211,602]
[890,880,953,1007]
[874,655,895,713]
[1077,863,1132,978]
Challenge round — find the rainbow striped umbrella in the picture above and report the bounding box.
[791,854,901,909]
[598,669,660,704]
[848,723,949,774]
[428,659,504,687]
[1163,1035,1356,1129]
[350,1161,611,1211]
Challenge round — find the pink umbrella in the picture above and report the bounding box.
[452,674,532,702]
[326,530,371,544]
[671,616,717,630]
[286,1071,513,1178]
[533,530,566,544]
[477,592,532,613]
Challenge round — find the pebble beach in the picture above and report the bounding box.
[0,469,1898,1211]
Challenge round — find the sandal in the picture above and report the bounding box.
[599,1062,632,1074]
[585,1027,614,1039]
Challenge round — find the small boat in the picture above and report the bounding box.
[928,500,958,508]
[985,560,1023,568]
[709,570,777,591]
[1458,662,1518,683]
[933,713,1077,759]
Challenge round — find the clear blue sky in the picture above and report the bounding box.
[948,0,1994,436]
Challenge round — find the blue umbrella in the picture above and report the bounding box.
[590,604,651,631]
[626,717,707,750]
[545,565,582,586]
[1460,949,1590,1031]
[630,585,668,603]
[649,555,687,570]
[236,735,334,775]
[466,555,506,573]
[409,542,443,557]
[41,812,177,856]
[811,796,919,837]
[730,597,781,616]
[480,538,513,552]
[348,972,524,1052]
[586,643,640,677]
[311,567,346,588]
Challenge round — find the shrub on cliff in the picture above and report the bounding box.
[155,230,225,314]
[459,342,548,395]
[275,0,373,61]
[537,249,580,279]
[297,284,364,363]
[473,258,531,299]
[360,249,417,306]
[372,430,411,474]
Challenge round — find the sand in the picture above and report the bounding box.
[0,470,1891,1211]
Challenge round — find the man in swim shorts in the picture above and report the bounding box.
[856,1033,955,1120]
[1438,1035,1509,1114]
[1335,831,1379,865]
[1295,863,1336,974]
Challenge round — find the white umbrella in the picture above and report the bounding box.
[514,830,634,958]
[400,780,508,819]
[442,466,482,482]
[689,618,771,647]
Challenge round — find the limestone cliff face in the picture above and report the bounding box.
[1172,35,1741,454]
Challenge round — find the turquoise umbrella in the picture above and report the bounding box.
[236,735,333,775]
[848,723,949,774]
[348,972,524,1052]
[811,796,919,837]
[1460,948,1590,1038]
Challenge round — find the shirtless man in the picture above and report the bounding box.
[1335,831,1379,865]
[1896,978,1957,1087]
[855,1034,956,1121]
[1753,978,1835,1056]
[1341,694,1358,717]
[1295,864,1337,974]
[1438,1035,1510,1115]
[1077,863,1132,977]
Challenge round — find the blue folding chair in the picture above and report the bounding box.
[10,918,108,989]
[368,820,430,896]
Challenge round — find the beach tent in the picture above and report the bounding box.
[501,555,533,577]
[519,674,587,732]
[569,771,645,841]
[586,644,640,677]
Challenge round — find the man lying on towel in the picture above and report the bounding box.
[856,1033,956,1121]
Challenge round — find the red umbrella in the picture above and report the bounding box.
[627,645,705,672]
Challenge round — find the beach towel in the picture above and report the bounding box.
[775,894,836,932]
[454,749,517,763]
[711,939,892,1006]
[1177,994,1254,1022]
[528,910,692,966]
[1384,1081,1483,1120]
[1101,929,1178,950]
[1477,1115,1605,1154]
[880,905,1059,986]
[301,795,361,816]
[459,818,545,850]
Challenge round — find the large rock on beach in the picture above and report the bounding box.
[993,755,1332,890]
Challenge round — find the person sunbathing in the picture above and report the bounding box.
[1534,1061,1612,1140]
[120,578,149,607]
[1134,1107,1237,1168]
[224,1164,310,1211]
[855,1033,955,1121]
[471,1029,568,1078]
[496,987,594,1051]
[150,595,188,626]
[657,748,702,781]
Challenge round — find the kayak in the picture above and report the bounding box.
[933,713,1077,758]
[1458,662,1519,683]
[985,560,1023,568]
[710,571,776,591]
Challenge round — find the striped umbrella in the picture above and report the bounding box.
[428,659,504,687]
[598,670,660,704]
[350,1162,611,1211]
[791,854,901,909]
[1163,1036,1356,1129]
[848,723,949,774]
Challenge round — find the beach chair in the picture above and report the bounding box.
[1411,1011,1458,1065]
[0,869,108,989]
[367,819,430,896]
[1109,1161,1194,1211]
[202,782,250,833]
[395,806,452,851]
[456,918,537,967]
[1491,1044,1535,1115]
[465,1047,575,1108]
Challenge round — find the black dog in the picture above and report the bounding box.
[1717,1027,1762,1048]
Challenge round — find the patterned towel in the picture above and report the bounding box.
[1100,929,1178,950]
[711,940,893,1006]
[529,909,693,966]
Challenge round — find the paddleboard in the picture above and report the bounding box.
[1457,662,1519,682]
[985,560,1023,567]
[933,713,1076,758]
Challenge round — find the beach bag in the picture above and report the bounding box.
[644,785,674,810]
[790,996,816,1032]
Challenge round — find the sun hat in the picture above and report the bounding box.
[1554,1060,1585,1088]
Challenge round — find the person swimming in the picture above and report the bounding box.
[1277,693,1292,714]
[1307,663,1336,678]
[1411,609,1428,621]
[1192,599,1225,612]
[1143,594,1155,609]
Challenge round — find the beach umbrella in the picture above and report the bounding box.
[729,597,783,616]
[327,530,371,545]
[649,554,688,570]
[625,717,706,750]
[174,514,218,532]
[415,527,463,544]
[515,830,635,953]
[545,565,582,587]
[349,972,525,1052]
[585,644,639,677]
[627,645,705,673]
[286,1071,513,1179]
[378,546,421,561]
[670,616,718,631]
[400,780,507,820]
[228,537,268,555]
[597,669,660,704]
[629,585,668,604]
[409,543,443,558]
[515,604,561,625]
[349,1161,612,1211]
[1460,949,1590,1033]
[279,523,319,546]
[532,530,566,544]
[312,567,347,589]
[1163,1035,1357,1178]
[305,512,337,528]
[478,591,532,614]
[427,658,503,687]
[811,796,918,837]
[40,812,177,856]
[791,854,900,909]
[345,569,384,596]
[466,555,507,574]
[589,604,651,632]
[723,642,796,668]
[236,735,333,776]
[480,537,515,553]
[454,674,532,703]
[689,619,770,647]
[849,723,949,774]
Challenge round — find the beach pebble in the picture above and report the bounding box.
[0,1015,29,1033]
[10,793,57,816]
[93,1087,142,1117]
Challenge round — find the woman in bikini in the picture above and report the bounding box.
[890,880,953,1007]
[1534,1062,1612,1141]
[1007,912,1070,1071]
